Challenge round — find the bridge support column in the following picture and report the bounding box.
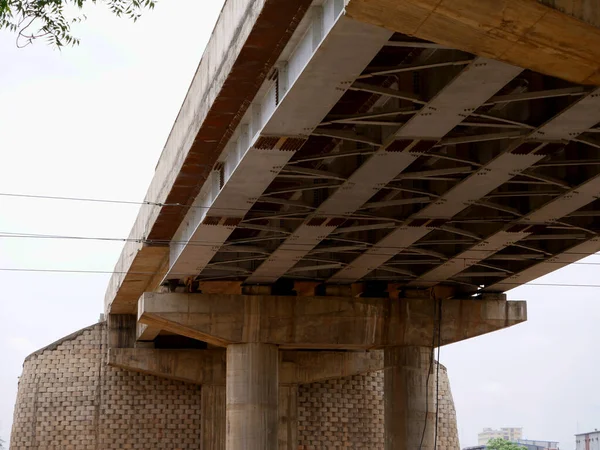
[278,385,298,450]
[226,343,279,450]
[384,346,435,450]
[201,385,226,450]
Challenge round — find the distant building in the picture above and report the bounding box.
[517,439,559,450]
[466,443,546,450]
[576,431,600,450]
[479,428,524,445]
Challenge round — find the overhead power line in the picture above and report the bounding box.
[1,230,600,261]
[0,266,600,290]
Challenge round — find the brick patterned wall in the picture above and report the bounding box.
[297,364,460,450]
[10,323,202,450]
[10,323,460,450]
[436,364,461,450]
[298,372,385,449]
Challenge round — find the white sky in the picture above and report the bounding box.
[0,2,599,448]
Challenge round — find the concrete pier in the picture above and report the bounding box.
[384,346,435,450]
[278,385,298,450]
[226,343,279,450]
[202,385,226,450]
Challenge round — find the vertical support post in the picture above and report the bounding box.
[278,385,298,450]
[107,314,136,349]
[226,343,279,450]
[201,385,226,450]
[384,346,435,450]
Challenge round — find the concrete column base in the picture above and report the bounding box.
[278,385,298,450]
[384,346,435,450]
[226,343,279,450]
[201,385,226,450]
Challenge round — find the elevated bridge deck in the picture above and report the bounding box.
[105,0,600,315]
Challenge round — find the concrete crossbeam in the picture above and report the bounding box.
[108,348,226,385]
[107,347,384,386]
[346,0,600,85]
[137,293,526,349]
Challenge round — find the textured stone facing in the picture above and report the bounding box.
[435,365,461,450]
[297,364,460,450]
[10,323,460,450]
[10,323,202,449]
[298,372,385,449]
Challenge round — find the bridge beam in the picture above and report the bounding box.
[108,347,384,385]
[346,0,600,85]
[137,293,526,349]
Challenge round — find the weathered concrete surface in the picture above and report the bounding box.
[109,348,227,385]
[197,383,299,450]
[108,347,384,385]
[346,0,600,85]
[107,314,137,349]
[138,293,527,349]
[105,0,312,315]
[278,386,298,450]
[541,0,600,26]
[385,346,434,450]
[226,343,278,450]
[202,385,226,450]
[279,350,384,384]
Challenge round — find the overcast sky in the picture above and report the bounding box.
[0,2,599,448]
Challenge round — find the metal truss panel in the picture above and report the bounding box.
[416,152,545,219]
[213,148,295,213]
[522,174,600,224]
[263,17,394,136]
[485,237,600,292]
[329,227,431,283]
[396,58,522,138]
[166,14,393,281]
[409,173,600,287]
[246,58,521,284]
[168,140,296,278]
[530,90,600,140]
[326,143,543,284]
[317,152,420,216]
[412,171,600,288]
[411,231,530,287]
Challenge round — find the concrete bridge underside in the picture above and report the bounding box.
[99,0,600,449]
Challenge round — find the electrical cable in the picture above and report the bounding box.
[0,267,598,290]
[2,191,598,227]
[0,192,319,216]
[419,295,438,450]
[2,231,600,265]
[434,298,443,450]
[0,265,595,295]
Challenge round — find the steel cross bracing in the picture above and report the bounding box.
[246,57,522,283]
[164,23,600,294]
[408,89,600,288]
[333,87,600,285]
